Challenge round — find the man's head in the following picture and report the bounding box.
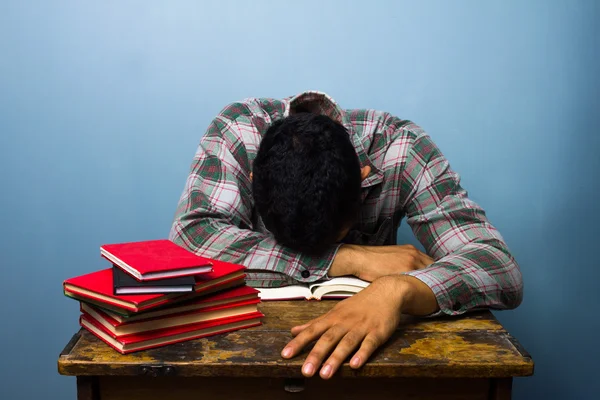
[252,113,368,254]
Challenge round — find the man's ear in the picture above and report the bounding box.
[360,166,371,182]
[249,172,253,182]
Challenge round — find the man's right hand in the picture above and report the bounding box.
[329,244,434,282]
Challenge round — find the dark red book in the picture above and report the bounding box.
[99,286,260,324]
[82,297,260,337]
[80,311,263,354]
[100,239,213,281]
[63,259,246,314]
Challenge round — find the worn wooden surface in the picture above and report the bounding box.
[58,301,533,379]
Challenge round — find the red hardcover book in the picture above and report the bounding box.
[101,286,259,324]
[63,259,246,314]
[100,239,213,281]
[80,311,263,354]
[81,298,260,337]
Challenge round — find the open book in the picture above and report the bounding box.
[257,277,370,301]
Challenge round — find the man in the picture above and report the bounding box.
[169,91,523,380]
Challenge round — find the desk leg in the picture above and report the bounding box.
[77,376,100,400]
[490,378,513,400]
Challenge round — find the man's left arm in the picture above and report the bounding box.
[400,130,523,315]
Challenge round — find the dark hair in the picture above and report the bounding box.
[252,113,362,254]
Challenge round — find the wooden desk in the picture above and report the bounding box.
[58,301,533,400]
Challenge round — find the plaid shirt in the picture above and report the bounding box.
[170,91,523,316]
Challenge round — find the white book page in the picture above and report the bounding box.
[309,277,370,300]
[308,277,370,290]
[257,285,311,300]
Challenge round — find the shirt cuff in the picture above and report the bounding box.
[403,266,461,317]
[294,243,343,283]
[245,268,300,287]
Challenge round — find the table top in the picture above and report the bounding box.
[58,300,534,379]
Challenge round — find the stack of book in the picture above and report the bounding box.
[63,239,263,354]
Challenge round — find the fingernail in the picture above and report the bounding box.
[302,362,314,376]
[321,364,332,379]
[281,347,292,358]
[351,356,361,368]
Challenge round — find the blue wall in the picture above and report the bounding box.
[1,1,598,398]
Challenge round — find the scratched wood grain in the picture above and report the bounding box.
[58,301,533,379]
[255,301,506,332]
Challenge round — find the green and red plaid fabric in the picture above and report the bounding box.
[170,91,523,316]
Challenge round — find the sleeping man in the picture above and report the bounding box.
[169,91,523,380]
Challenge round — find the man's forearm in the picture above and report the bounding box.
[329,245,439,315]
[328,243,435,283]
[382,275,439,316]
[403,242,523,315]
[328,244,361,277]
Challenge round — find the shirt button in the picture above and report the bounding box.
[301,270,310,278]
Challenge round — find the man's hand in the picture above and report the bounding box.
[330,244,434,281]
[280,275,439,379]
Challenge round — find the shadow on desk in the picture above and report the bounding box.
[59,301,534,400]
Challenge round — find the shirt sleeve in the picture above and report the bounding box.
[399,127,524,316]
[169,103,340,288]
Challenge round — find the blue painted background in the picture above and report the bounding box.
[1,1,598,398]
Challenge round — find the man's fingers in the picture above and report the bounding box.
[290,318,320,336]
[420,253,434,268]
[292,320,315,336]
[349,333,382,369]
[291,312,328,336]
[281,320,329,359]
[319,329,365,379]
[301,324,347,377]
[395,245,434,269]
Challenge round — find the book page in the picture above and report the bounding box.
[257,285,311,300]
[309,277,370,300]
[308,276,370,290]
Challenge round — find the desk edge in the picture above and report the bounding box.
[505,333,532,360]
[60,330,82,358]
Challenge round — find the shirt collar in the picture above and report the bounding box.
[283,91,383,188]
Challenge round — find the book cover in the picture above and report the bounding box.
[104,286,260,324]
[66,278,245,317]
[81,298,260,337]
[113,266,196,295]
[80,311,263,354]
[64,259,246,313]
[101,239,213,281]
